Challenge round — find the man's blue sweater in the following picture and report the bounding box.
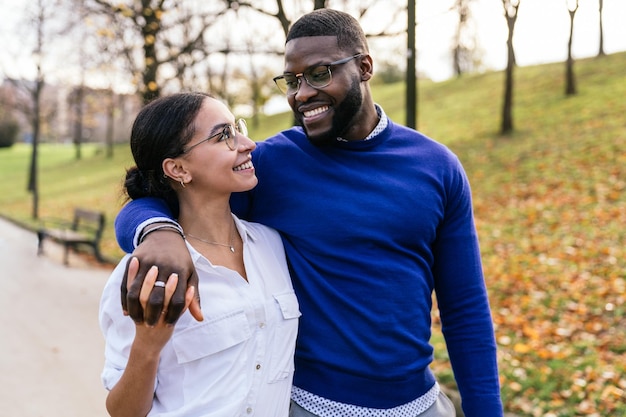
[116,120,503,416]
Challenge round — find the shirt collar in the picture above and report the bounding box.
[337,104,388,142]
[233,214,257,244]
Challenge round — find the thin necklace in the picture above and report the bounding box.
[185,222,236,253]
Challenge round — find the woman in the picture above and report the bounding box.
[99,92,300,417]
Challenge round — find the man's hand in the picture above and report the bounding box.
[133,263,195,348]
[121,226,202,326]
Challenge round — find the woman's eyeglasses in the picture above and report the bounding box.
[183,118,247,153]
[273,54,363,96]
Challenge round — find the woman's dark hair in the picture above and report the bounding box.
[124,92,210,217]
[286,8,369,54]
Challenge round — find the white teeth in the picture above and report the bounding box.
[303,106,329,118]
[233,161,253,171]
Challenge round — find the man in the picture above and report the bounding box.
[115,9,503,417]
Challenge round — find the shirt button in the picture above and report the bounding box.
[259,322,265,329]
[246,407,253,414]
[256,364,261,370]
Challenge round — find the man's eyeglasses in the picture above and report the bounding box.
[273,54,363,96]
[183,118,247,153]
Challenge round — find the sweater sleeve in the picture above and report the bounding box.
[114,198,174,253]
[432,160,503,416]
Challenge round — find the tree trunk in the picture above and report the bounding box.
[501,49,514,134]
[28,77,43,220]
[406,0,417,129]
[566,2,578,95]
[452,0,471,77]
[597,0,605,56]
[500,1,519,135]
[141,3,162,103]
[105,89,115,159]
[28,0,46,220]
[73,84,84,160]
[313,0,327,9]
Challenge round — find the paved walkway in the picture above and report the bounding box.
[0,217,115,416]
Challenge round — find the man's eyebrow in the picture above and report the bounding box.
[283,61,329,75]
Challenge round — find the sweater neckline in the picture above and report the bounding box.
[332,121,391,150]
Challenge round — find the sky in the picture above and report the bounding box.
[1,0,624,87]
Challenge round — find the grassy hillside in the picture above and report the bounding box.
[1,52,624,416]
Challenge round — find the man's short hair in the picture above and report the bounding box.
[286,8,369,54]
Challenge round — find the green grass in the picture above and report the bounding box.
[0,143,135,260]
[1,52,625,416]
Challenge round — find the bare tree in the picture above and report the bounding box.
[232,0,407,123]
[68,0,89,160]
[501,0,520,135]
[5,0,68,218]
[565,0,579,96]
[226,0,298,38]
[597,0,605,56]
[84,1,231,103]
[231,0,292,37]
[22,0,57,219]
[88,16,134,158]
[452,0,478,77]
[0,0,73,219]
[28,70,43,218]
[234,0,404,44]
[241,34,277,128]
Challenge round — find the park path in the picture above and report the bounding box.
[0,216,114,417]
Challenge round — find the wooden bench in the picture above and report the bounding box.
[37,208,106,266]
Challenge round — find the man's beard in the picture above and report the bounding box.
[302,78,362,147]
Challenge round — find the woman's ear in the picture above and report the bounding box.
[162,158,189,183]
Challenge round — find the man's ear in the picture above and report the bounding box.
[360,54,373,82]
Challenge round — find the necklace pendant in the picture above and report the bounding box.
[230,246,235,253]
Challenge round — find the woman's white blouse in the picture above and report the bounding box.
[100,217,301,416]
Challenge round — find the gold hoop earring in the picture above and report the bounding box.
[179,179,186,188]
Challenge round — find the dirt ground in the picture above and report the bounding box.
[0,217,115,417]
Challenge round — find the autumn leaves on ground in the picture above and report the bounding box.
[453,128,624,416]
[0,52,624,416]
[426,53,626,416]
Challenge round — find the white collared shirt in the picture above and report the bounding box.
[100,216,301,416]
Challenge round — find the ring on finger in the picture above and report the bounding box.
[154,281,166,288]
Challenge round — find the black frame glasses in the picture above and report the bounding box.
[182,118,247,153]
[273,54,363,96]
